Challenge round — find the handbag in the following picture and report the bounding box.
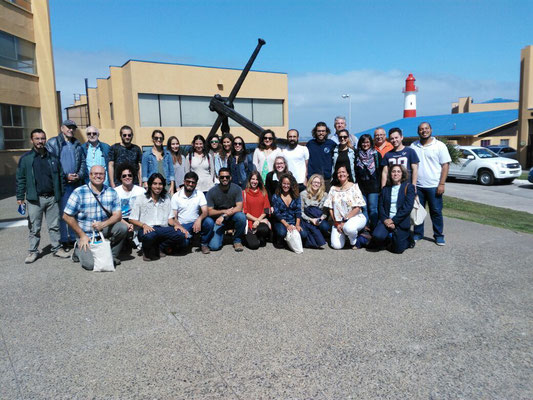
[410,195,427,226]
[89,229,115,272]
[285,229,303,254]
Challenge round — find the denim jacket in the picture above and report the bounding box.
[331,146,356,180]
[142,149,175,183]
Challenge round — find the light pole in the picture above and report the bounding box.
[341,94,351,133]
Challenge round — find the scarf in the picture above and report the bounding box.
[356,149,377,178]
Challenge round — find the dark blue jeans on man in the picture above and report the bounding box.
[413,186,444,240]
[138,225,185,259]
[181,218,215,248]
[208,212,246,251]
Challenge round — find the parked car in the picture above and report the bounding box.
[485,145,518,160]
[448,146,522,185]
[528,167,533,183]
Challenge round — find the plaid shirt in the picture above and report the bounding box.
[64,183,121,235]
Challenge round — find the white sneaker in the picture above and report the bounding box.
[25,253,38,264]
[54,248,71,258]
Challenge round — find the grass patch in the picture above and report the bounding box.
[519,172,529,180]
[443,196,533,235]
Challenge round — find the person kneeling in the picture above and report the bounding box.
[206,168,247,252]
[129,173,184,261]
[372,165,415,254]
[242,171,272,249]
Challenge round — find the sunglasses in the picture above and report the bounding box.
[153,137,163,141]
[122,134,132,138]
[210,140,219,144]
[121,173,132,178]
[234,142,243,146]
[87,132,98,136]
[263,137,273,141]
[219,176,231,180]
[339,136,348,140]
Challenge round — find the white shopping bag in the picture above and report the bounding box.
[90,230,115,272]
[410,196,428,226]
[285,229,303,254]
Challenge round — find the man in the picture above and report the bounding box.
[206,168,247,252]
[381,127,419,187]
[129,173,183,261]
[282,129,309,192]
[410,122,451,246]
[16,129,70,263]
[45,119,86,249]
[82,126,110,185]
[171,171,215,254]
[374,127,394,157]
[306,122,337,184]
[108,125,143,187]
[330,116,358,147]
[63,165,127,270]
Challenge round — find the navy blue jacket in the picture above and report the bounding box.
[378,182,415,230]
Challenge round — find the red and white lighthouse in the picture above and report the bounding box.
[403,73,417,118]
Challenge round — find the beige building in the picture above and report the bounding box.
[67,60,288,148]
[0,0,60,174]
[451,96,518,114]
[518,45,533,167]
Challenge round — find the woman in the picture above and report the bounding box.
[187,135,215,194]
[214,133,234,175]
[242,171,271,249]
[253,129,282,182]
[142,129,175,193]
[265,155,290,202]
[372,165,415,254]
[331,128,356,182]
[300,174,330,248]
[129,173,183,261]
[208,134,221,157]
[228,136,254,189]
[271,173,307,250]
[167,136,189,192]
[354,133,382,230]
[324,165,367,249]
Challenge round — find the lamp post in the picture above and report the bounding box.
[341,94,351,133]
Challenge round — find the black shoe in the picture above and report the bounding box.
[113,257,121,266]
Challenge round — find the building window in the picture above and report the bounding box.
[0,30,36,74]
[500,139,509,146]
[138,94,283,127]
[0,103,40,149]
[480,140,491,147]
[66,105,89,129]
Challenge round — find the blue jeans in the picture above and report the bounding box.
[208,212,246,251]
[362,192,379,229]
[414,186,444,239]
[273,222,309,243]
[59,183,78,244]
[181,218,214,247]
[138,225,186,259]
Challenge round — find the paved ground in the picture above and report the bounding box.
[445,178,533,214]
[1,217,531,399]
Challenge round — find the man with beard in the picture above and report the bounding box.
[282,129,309,192]
[306,122,336,188]
[170,171,214,254]
[16,129,70,263]
[108,125,143,187]
[330,116,358,148]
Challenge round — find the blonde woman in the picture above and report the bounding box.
[299,174,330,248]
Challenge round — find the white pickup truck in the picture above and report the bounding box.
[448,146,522,185]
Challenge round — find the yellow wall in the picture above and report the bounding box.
[451,96,518,114]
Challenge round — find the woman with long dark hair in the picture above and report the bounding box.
[187,135,215,194]
[167,136,189,192]
[228,136,254,189]
[129,173,183,261]
[331,128,356,183]
[141,129,175,193]
[253,129,282,182]
[208,134,221,157]
[242,171,271,249]
[354,133,382,230]
[214,133,234,175]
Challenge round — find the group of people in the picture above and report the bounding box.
[16,116,451,269]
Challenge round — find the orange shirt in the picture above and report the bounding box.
[375,141,394,157]
[242,188,270,229]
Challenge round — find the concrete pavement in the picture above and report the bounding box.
[0,217,531,399]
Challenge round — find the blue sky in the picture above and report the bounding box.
[50,0,532,138]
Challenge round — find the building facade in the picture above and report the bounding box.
[67,60,288,147]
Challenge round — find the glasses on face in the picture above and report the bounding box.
[339,136,348,140]
[219,175,231,180]
[153,137,163,141]
[263,137,273,141]
[122,134,132,138]
[121,174,132,178]
[87,132,98,136]
[67,125,76,130]
[210,140,219,144]
[234,142,243,146]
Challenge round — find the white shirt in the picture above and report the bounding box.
[252,148,282,176]
[171,188,207,224]
[114,184,145,218]
[130,195,173,227]
[411,138,451,188]
[283,145,309,184]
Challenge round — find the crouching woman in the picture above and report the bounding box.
[129,173,184,261]
[372,165,415,253]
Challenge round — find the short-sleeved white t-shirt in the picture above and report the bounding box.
[411,138,451,188]
[170,188,207,224]
[114,184,145,218]
[283,145,309,184]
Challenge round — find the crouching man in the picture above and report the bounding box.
[170,172,214,254]
[129,173,184,261]
[63,165,127,270]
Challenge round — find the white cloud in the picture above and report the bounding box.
[289,70,519,138]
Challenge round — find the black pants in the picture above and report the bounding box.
[243,223,270,250]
